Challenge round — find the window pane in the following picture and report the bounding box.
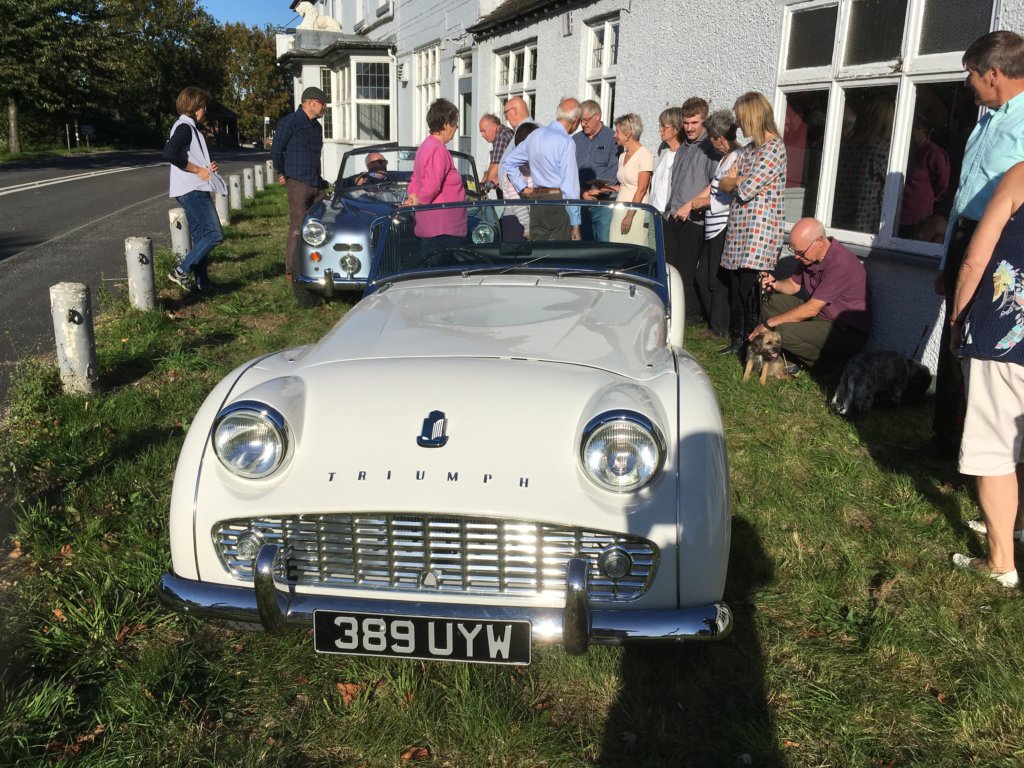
[513,51,524,83]
[356,62,389,100]
[830,86,897,233]
[896,80,977,241]
[322,106,333,140]
[610,22,619,65]
[357,104,390,140]
[844,0,908,65]
[529,47,537,80]
[787,6,838,69]
[460,92,472,137]
[320,69,333,101]
[919,0,993,56]
[592,28,604,69]
[500,54,509,86]
[783,90,829,224]
[606,81,615,123]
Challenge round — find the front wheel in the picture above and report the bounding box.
[291,280,321,309]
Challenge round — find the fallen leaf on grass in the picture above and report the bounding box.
[533,695,552,711]
[924,682,952,704]
[782,739,802,748]
[52,608,67,623]
[400,746,431,761]
[8,540,22,559]
[336,682,365,705]
[404,690,414,707]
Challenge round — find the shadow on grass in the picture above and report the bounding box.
[598,517,781,767]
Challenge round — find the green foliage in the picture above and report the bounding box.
[4,187,1024,765]
[219,23,293,145]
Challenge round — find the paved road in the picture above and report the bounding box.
[0,148,270,405]
[0,148,270,542]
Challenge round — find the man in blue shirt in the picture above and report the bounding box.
[503,98,583,240]
[927,31,1024,460]
[573,100,620,241]
[270,86,328,281]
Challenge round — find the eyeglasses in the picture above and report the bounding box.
[788,237,822,258]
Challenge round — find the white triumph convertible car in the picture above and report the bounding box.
[159,200,732,665]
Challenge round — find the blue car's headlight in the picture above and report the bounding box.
[581,411,663,492]
[213,401,289,479]
[302,219,328,246]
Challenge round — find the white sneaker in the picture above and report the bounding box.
[962,518,1024,541]
[951,553,1020,588]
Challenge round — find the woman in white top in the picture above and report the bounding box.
[586,114,653,246]
[649,107,684,218]
[689,109,742,339]
[162,86,224,293]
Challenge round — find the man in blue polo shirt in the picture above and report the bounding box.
[926,31,1024,460]
[271,86,328,281]
[573,100,620,241]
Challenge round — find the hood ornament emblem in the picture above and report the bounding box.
[417,410,449,448]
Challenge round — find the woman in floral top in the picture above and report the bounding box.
[718,92,787,355]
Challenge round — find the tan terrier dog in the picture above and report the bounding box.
[742,328,793,385]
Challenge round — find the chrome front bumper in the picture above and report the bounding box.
[295,269,365,296]
[159,545,732,654]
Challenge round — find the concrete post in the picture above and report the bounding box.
[254,164,265,192]
[265,159,275,184]
[49,282,97,395]
[229,174,243,210]
[124,237,155,311]
[214,191,230,226]
[242,168,254,200]
[169,208,190,259]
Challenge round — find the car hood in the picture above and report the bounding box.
[288,275,673,380]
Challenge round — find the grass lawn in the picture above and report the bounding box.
[2,186,1023,767]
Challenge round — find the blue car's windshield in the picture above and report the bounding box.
[367,201,666,298]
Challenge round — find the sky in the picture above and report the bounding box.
[200,0,301,29]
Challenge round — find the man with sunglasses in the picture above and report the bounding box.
[749,217,870,374]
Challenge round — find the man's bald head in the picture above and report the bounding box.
[556,98,582,132]
[503,96,529,128]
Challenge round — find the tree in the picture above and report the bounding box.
[218,23,292,145]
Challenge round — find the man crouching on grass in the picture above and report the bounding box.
[748,217,871,376]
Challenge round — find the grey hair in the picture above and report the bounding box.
[480,113,501,127]
[614,113,644,141]
[556,98,583,123]
[580,99,601,118]
[704,109,738,141]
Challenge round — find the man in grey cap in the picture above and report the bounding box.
[271,86,328,283]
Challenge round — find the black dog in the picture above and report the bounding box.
[829,351,932,418]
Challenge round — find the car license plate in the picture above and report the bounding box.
[313,610,532,665]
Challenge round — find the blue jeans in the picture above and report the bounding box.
[176,190,223,285]
[586,205,613,242]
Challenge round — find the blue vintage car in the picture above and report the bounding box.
[292,143,482,307]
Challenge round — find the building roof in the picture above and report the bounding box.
[278,32,395,64]
[467,0,574,39]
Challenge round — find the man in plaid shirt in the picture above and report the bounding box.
[271,86,328,281]
[478,114,513,195]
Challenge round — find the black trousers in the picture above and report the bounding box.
[664,216,705,323]
[726,267,761,338]
[695,229,730,336]
[932,222,975,450]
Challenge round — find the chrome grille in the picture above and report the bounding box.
[213,514,658,601]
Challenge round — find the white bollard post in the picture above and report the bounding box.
[242,168,254,200]
[214,191,229,226]
[125,237,155,311]
[265,159,275,184]
[229,174,242,210]
[254,165,265,192]
[169,208,190,260]
[49,282,97,395]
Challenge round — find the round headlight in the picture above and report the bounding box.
[213,401,289,479]
[581,411,663,492]
[302,219,328,246]
[339,254,361,275]
[598,547,633,580]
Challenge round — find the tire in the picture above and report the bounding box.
[291,280,321,308]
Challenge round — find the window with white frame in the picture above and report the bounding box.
[494,42,537,119]
[586,17,618,121]
[320,68,334,140]
[336,58,392,142]
[778,0,995,254]
[416,44,441,131]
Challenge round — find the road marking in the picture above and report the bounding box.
[4,192,171,264]
[0,164,163,197]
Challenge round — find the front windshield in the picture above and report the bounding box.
[368,201,665,297]
[335,147,477,195]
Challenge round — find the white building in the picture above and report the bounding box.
[278,0,1022,369]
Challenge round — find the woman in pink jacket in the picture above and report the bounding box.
[407,99,467,248]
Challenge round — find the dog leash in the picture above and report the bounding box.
[911,322,932,360]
